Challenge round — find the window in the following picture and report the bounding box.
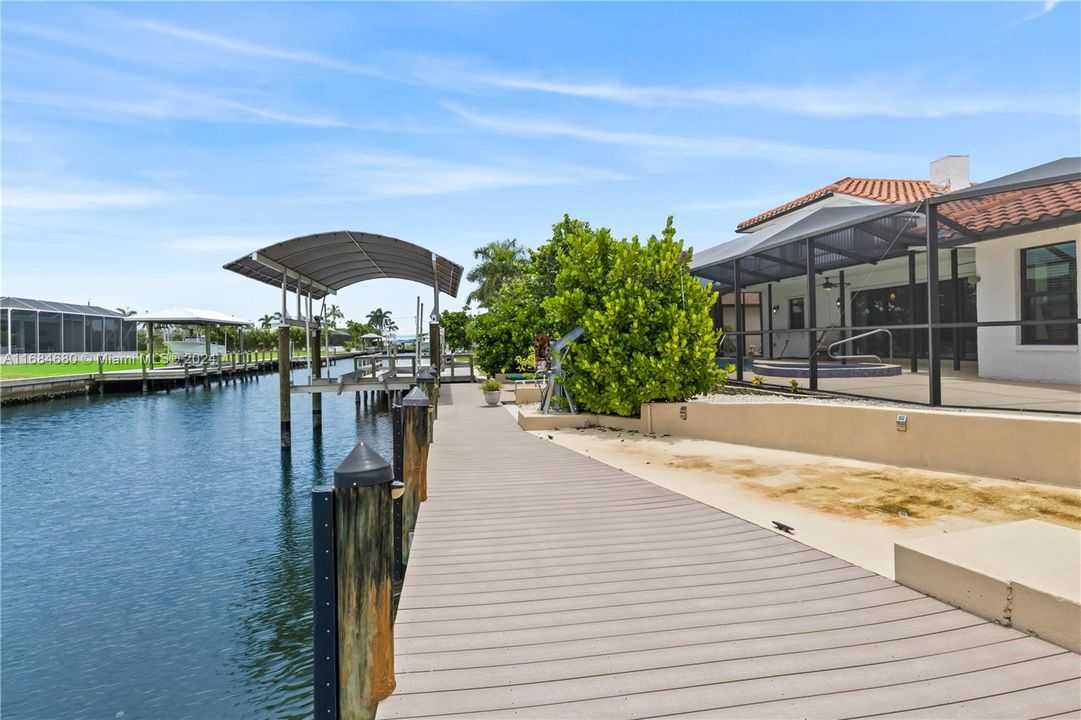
[38,313,62,352]
[11,310,37,353]
[63,314,85,352]
[788,298,805,330]
[1021,241,1077,345]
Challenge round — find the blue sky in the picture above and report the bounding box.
[3,1,1078,327]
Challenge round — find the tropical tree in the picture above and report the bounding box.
[468,280,537,375]
[466,239,527,308]
[258,314,275,329]
[325,304,344,328]
[544,216,723,417]
[440,309,472,351]
[366,308,391,330]
[116,307,137,316]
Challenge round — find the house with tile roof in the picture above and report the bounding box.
[692,156,1080,410]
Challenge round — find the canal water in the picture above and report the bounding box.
[1,368,393,719]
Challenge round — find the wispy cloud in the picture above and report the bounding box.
[119,16,388,79]
[446,104,906,165]
[6,85,348,128]
[3,187,169,211]
[310,149,631,200]
[476,73,1079,118]
[165,234,279,253]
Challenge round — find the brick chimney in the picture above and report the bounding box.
[930,155,971,190]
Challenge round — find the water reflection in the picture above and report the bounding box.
[1,369,395,719]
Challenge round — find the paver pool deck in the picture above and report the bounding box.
[377,385,1081,720]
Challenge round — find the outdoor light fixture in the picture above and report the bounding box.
[822,278,834,293]
[390,479,405,500]
[772,304,779,314]
[835,298,842,308]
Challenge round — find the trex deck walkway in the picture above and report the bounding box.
[377,385,1081,720]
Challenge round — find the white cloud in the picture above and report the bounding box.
[446,104,906,166]
[476,73,1079,118]
[318,150,631,200]
[3,187,168,211]
[120,16,388,79]
[164,235,279,253]
[6,87,348,128]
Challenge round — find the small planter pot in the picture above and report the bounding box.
[483,390,502,406]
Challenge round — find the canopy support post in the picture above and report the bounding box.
[806,238,818,391]
[733,259,744,383]
[926,205,942,406]
[310,288,322,432]
[908,251,918,374]
[951,248,961,372]
[279,323,291,450]
[148,321,155,370]
[766,284,773,360]
[838,269,846,366]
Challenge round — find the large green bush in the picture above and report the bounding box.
[544,217,722,417]
[467,279,537,376]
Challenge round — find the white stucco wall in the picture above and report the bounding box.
[974,225,1080,385]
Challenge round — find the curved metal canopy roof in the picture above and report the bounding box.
[223,231,463,301]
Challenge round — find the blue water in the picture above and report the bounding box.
[1,368,393,719]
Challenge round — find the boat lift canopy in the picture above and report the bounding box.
[223,231,463,301]
[129,307,252,326]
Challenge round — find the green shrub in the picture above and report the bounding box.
[544,217,722,417]
[751,374,765,387]
[467,279,537,376]
[480,378,502,392]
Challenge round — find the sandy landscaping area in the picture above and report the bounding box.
[527,423,1081,579]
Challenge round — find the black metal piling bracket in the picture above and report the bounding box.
[311,486,338,720]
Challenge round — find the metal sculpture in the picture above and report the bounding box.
[540,326,584,414]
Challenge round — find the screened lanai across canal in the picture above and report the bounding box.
[1,296,137,356]
[691,157,1081,413]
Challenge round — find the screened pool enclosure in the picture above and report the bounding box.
[1,297,137,355]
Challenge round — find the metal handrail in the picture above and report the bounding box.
[827,328,893,363]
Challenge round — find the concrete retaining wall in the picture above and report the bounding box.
[643,401,1080,489]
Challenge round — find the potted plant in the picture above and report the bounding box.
[480,377,502,406]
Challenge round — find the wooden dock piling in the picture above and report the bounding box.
[329,444,397,720]
[278,326,291,450]
[312,328,323,430]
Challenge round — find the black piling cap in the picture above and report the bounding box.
[333,442,392,488]
[416,367,435,381]
[403,386,430,407]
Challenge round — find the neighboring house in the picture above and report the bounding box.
[692,156,1080,387]
[1,296,139,359]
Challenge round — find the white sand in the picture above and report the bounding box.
[527,426,1006,579]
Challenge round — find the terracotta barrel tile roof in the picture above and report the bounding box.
[938,180,1081,236]
[737,177,946,231]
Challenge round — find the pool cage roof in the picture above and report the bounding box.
[0,296,130,318]
[692,157,1081,292]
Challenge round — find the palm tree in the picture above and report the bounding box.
[325,304,344,328]
[116,307,137,316]
[366,308,391,330]
[258,314,275,329]
[466,239,526,308]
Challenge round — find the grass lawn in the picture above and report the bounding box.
[1,360,140,380]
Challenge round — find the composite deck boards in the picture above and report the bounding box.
[377,385,1081,720]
